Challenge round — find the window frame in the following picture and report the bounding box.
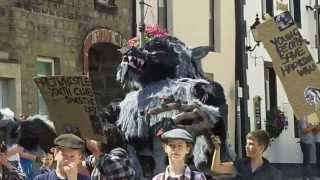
[36,57,55,115]
[209,0,215,51]
[264,62,278,112]
[157,0,167,30]
[290,0,301,28]
[261,0,274,19]
[37,57,55,76]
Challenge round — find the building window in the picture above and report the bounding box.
[264,62,277,112]
[36,57,55,115]
[49,0,64,3]
[317,8,320,63]
[94,0,117,12]
[262,0,274,19]
[293,115,299,138]
[209,0,215,50]
[132,0,137,37]
[209,0,220,51]
[158,0,167,29]
[0,79,9,109]
[291,0,301,27]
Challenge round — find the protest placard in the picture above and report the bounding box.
[255,11,320,124]
[34,75,104,141]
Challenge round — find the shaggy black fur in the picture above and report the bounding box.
[19,117,56,153]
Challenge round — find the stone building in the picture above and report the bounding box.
[0,0,135,115]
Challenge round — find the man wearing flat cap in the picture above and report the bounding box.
[34,133,90,180]
[153,128,206,180]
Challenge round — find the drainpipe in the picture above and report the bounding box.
[235,0,250,157]
[315,0,320,63]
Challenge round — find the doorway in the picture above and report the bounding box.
[88,43,126,111]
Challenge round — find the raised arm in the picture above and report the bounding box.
[210,136,234,174]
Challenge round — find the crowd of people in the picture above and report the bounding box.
[0,117,288,180]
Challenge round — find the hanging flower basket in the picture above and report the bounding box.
[266,109,288,139]
[127,24,168,47]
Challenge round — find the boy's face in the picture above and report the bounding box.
[41,153,54,167]
[164,139,191,162]
[54,147,82,170]
[245,138,265,158]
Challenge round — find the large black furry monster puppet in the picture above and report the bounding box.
[0,108,56,153]
[107,36,229,174]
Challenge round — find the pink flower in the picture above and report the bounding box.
[126,25,168,47]
[145,25,168,38]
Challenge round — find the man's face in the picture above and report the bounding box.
[54,147,82,168]
[164,139,191,162]
[245,138,265,158]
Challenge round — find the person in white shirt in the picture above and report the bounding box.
[299,117,315,180]
[313,123,320,167]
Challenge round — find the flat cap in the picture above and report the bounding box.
[54,133,84,149]
[161,128,193,143]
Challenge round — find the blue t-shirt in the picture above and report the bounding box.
[33,170,90,180]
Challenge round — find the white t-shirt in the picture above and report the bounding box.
[314,128,320,143]
[6,144,24,172]
[6,144,20,161]
[298,120,314,144]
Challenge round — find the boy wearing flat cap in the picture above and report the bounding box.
[34,133,90,180]
[153,128,206,180]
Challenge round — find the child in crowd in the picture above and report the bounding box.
[39,152,54,174]
[152,128,206,180]
[211,130,282,180]
[34,133,90,180]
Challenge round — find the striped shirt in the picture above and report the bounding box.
[152,166,206,180]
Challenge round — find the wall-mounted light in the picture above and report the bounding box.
[246,14,261,52]
[306,5,314,11]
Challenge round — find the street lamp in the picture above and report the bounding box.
[246,14,261,52]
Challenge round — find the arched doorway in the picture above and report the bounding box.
[83,28,127,110]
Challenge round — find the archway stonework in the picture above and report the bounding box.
[83,28,127,74]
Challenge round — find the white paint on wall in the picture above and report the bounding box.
[169,0,236,149]
[244,0,319,163]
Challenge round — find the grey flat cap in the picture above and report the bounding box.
[161,128,193,143]
[54,133,84,149]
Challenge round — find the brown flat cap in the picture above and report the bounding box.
[54,133,84,149]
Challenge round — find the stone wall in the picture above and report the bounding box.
[0,0,133,114]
